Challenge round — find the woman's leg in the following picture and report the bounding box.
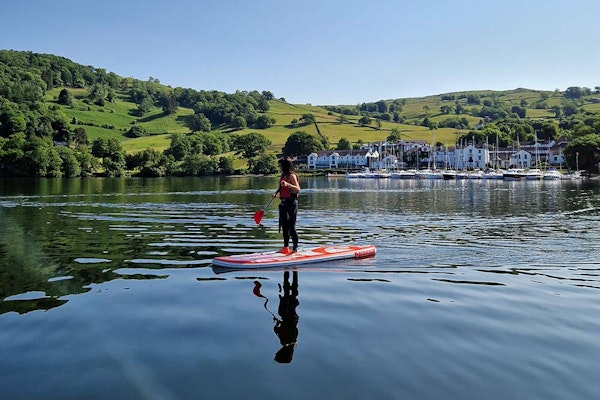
[288,200,298,250]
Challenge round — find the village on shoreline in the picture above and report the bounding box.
[301,137,598,181]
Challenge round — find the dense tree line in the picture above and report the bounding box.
[0,50,280,176]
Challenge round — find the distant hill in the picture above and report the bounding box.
[2,49,600,175]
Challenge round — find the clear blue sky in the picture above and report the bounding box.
[1,0,599,105]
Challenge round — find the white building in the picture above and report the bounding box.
[305,139,571,171]
[307,149,372,170]
[509,149,533,168]
[454,144,490,170]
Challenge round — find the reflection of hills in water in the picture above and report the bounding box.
[1,177,600,314]
[0,208,172,314]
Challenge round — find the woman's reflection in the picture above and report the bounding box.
[253,271,299,363]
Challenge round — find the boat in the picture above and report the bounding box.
[543,169,562,180]
[563,171,583,180]
[456,170,469,179]
[345,168,369,179]
[442,169,456,180]
[390,169,417,179]
[467,170,483,179]
[212,245,377,268]
[417,169,442,179]
[371,169,391,179]
[503,168,526,180]
[525,168,543,180]
[482,170,504,179]
[526,132,543,181]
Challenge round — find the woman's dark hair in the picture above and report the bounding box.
[278,157,294,176]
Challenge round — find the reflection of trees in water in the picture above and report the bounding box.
[0,208,167,315]
[0,208,64,314]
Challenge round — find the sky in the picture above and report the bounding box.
[1,0,599,105]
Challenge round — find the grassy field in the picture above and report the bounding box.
[46,86,595,157]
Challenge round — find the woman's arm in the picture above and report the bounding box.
[286,173,300,193]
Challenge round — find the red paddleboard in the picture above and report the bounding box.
[212,245,376,268]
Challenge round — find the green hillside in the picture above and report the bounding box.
[46,84,600,158]
[2,50,600,177]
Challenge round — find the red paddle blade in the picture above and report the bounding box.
[253,210,264,225]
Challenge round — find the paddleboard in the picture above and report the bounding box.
[212,245,376,268]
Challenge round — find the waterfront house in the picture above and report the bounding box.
[455,144,490,170]
[307,149,372,170]
[509,149,533,168]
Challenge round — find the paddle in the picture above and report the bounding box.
[253,188,279,225]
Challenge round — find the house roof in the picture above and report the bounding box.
[310,149,370,157]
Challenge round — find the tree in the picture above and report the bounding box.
[126,148,163,171]
[57,146,81,177]
[550,105,562,118]
[91,138,108,158]
[73,127,88,147]
[564,134,600,171]
[189,113,211,132]
[125,125,148,138]
[299,113,315,125]
[440,105,453,114]
[57,89,74,106]
[218,156,235,174]
[261,91,274,100]
[231,115,247,130]
[255,114,274,129]
[162,92,178,115]
[74,145,98,176]
[565,86,584,100]
[336,137,351,150]
[466,94,481,105]
[136,96,154,116]
[234,132,271,158]
[88,83,109,105]
[387,128,401,142]
[102,137,126,176]
[511,106,527,118]
[181,154,217,176]
[0,103,26,137]
[454,102,465,115]
[248,153,278,174]
[165,133,191,160]
[562,100,579,117]
[282,131,324,157]
[195,131,223,155]
[358,116,372,126]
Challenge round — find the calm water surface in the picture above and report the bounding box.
[1,177,599,399]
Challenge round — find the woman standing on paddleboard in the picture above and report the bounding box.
[275,157,300,254]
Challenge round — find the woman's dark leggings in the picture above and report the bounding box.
[279,198,298,250]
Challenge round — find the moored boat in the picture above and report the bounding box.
[390,169,417,179]
[442,169,457,180]
[503,168,526,180]
[525,168,543,180]
[482,170,504,179]
[542,169,562,180]
[467,170,483,179]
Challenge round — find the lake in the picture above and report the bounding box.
[1,176,599,399]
